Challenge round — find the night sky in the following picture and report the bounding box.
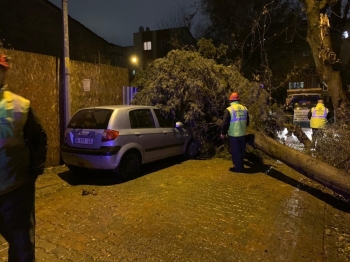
[48,0,202,47]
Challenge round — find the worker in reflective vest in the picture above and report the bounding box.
[0,53,47,261]
[307,99,329,148]
[221,92,249,172]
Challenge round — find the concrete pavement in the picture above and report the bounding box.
[0,157,349,261]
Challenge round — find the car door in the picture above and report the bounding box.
[153,109,188,156]
[129,109,165,162]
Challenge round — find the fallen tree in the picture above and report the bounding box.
[283,123,312,148]
[246,127,350,200]
[130,47,350,200]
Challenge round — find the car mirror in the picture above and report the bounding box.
[175,122,184,128]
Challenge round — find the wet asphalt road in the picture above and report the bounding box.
[0,157,350,262]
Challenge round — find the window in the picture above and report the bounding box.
[68,109,113,129]
[143,41,152,50]
[291,94,321,108]
[129,109,155,129]
[289,82,304,89]
[154,109,173,127]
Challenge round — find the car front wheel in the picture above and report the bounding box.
[118,152,141,180]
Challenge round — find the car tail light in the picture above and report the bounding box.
[102,130,119,142]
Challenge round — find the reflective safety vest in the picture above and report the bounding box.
[0,87,31,195]
[227,102,248,137]
[310,103,328,129]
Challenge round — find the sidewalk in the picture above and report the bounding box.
[1,158,349,261]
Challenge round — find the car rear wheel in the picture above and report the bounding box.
[118,152,141,180]
[185,139,199,159]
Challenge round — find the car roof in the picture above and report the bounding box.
[79,105,158,110]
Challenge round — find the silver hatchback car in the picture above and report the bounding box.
[60,105,198,179]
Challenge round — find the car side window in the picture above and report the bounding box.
[129,109,155,129]
[154,109,173,128]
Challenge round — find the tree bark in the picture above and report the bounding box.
[284,123,312,148]
[246,127,350,200]
[303,0,349,112]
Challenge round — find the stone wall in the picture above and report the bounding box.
[1,48,128,166]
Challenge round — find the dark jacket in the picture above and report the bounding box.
[0,88,47,195]
[24,107,48,176]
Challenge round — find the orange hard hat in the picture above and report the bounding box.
[229,92,240,101]
[0,54,9,70]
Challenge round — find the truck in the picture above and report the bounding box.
[283,88,322,128]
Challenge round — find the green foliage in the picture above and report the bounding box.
[131,48,281,156]
[197,38,228,60]
[313,109,350,173]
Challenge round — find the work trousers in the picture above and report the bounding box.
[0,176,36,262]
[311,128,323,148]
[229,135,246,172]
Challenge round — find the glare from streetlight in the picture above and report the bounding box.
[131,56,138,64]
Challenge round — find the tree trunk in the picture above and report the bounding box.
[303,0,349,113]
[246,127,350,200]
[284,123,312,148]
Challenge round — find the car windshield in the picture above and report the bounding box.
[68,109,113,129]
[292,95,320,108]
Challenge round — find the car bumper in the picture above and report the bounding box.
[61,144,121,169]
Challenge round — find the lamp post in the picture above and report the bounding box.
[62,0,71,129]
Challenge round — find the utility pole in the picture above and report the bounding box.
[62,0,71,128]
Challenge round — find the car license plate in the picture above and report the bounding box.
[74,138,93,144]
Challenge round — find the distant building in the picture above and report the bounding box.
[0,0,128,67]
[132,26,196,71]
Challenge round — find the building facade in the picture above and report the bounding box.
[132,26,196,71]
[0,0,128,67]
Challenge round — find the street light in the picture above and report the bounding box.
[130,55,138,66]
[130,55,139,78]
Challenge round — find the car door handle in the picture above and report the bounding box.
[134,132,142,137]
[162,131,168,135]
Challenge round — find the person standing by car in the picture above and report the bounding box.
[221,92,249,172]
[307,99,330,148]
[0,53,47,261]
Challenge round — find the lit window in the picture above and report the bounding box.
[342,31,349,39]
[143,41,152,50]
[289,82,304,89]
